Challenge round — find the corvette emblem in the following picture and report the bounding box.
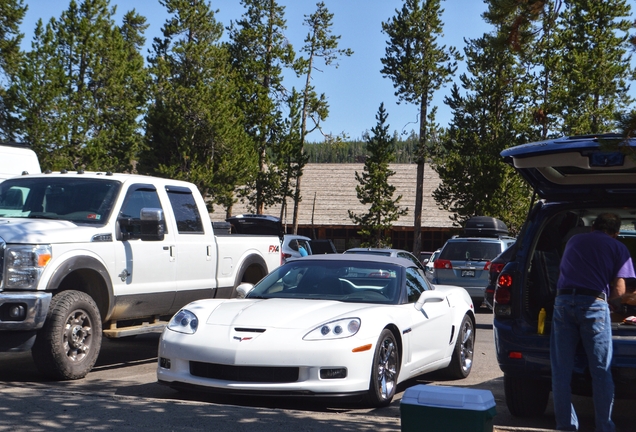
[233,336,253,341]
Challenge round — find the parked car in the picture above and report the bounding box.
[494,133,636,417]
[344,247,426,272]
[225,213,283,236]
[425,249,441,282]
[157,254,475,407]
[282,234,312,262]
[429,217,515,308]
[309,239,338,254]
[0,142,40,182]
[419,251,434,265]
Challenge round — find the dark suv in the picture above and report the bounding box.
[494,134,636,417]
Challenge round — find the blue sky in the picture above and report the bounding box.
[18,1,633,142]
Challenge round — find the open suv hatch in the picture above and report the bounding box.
[494,134,636,418]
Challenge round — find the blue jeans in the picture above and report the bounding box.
[550,294,614,432]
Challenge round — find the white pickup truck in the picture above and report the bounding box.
[0,171,281,380]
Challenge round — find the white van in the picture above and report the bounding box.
[0,142,41,181]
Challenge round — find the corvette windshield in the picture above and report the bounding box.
[0,177,121,224]
[247,260,401,304]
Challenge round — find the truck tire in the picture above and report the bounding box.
[32,290,102,380]
[504,373,550,417]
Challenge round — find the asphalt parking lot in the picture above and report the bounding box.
[0,311,632,431]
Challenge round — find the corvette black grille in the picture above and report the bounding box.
[190,361,299,383]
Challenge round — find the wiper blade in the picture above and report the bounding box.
[27,214,58,219]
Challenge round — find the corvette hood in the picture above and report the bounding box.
[0,219,103,243]
[203,298,377,330]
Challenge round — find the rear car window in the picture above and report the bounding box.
[441,241,502,261]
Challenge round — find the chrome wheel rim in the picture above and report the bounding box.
[460,319,474,373]
[376,336,398,400]
[63,310,94,362]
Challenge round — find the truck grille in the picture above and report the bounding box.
[190,361,299,383]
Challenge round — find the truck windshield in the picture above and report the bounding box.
[0,177,121,224]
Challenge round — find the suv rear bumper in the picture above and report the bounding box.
[495,318,636,378]
[494,318,552,379]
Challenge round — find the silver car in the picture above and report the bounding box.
[343,248,427,272]
[430,237,515,307]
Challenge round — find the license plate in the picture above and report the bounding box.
[461,270,475,277]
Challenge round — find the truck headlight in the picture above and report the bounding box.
[4,245,52,289]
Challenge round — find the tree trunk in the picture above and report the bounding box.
[413,95,428,257]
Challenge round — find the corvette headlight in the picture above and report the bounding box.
[167,309,199,334]
[303,318,360,341]
[4,244,52,289]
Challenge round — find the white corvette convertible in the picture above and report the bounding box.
[157,254,475,407]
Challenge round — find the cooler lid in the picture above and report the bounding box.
[401,384,496,411]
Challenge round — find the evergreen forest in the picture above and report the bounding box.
[1,0,635,249]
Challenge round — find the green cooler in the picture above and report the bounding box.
[400,384,497,432]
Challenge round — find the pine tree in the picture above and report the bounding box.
[433,30,531,234]
[141,0,254,209]
[349,103,407,248]
[556,0,633,134]
[13,20,66,168]
[14,0,148,172]
[380,0,461,256]
[0,0,26,140]
[288,1,352,233]
[227,0,295,214]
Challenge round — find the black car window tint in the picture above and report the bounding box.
[405,268,426,303]
[120,187,162,219]
[442,242,501,261]
[166,186,204,234]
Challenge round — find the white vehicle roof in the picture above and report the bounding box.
[0,143,41,181]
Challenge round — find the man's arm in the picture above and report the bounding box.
[610,277,626,299]
[608,278,626,311]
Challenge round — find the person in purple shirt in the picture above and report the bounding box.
[551,213,635,432]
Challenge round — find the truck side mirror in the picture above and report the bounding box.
[118,207,166,241]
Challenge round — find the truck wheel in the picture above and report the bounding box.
[444,314,475,379]
[32,290,102,380]
[504,373,550,417]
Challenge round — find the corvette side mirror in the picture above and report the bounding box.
[414,290,446,311]
[236,283,254,299]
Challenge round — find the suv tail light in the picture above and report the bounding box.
[490,262,505,274]
[494,272,513,317]
[483,261,491,270]
[434,259,452,269]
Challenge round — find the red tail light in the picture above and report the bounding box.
[483,261,491,270]
[491,262,505,273]
[495,273,513,304]
[434,259,452,269]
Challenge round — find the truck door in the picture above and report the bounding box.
[165,185,216,313]
[113,184,177,318]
